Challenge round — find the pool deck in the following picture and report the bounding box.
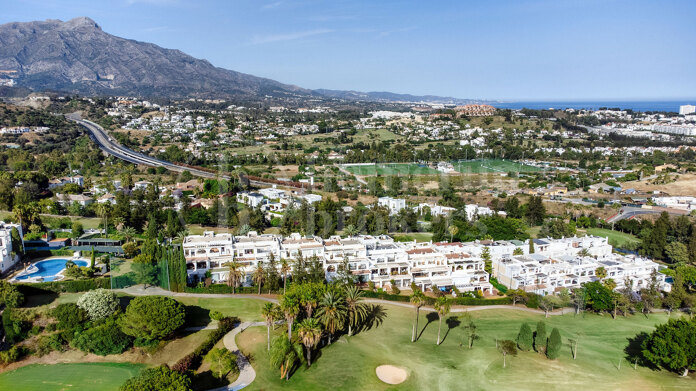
[11,256,90,283]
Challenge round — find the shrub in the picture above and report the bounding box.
[0,346,25,365]
[546,328,562,359]
[18,278,110,294]
[52,303,89,330]
[77,289,120,321]
[206,348,238,379]
[0,280,25,308]
[526,293,540,309]
[2,309,28,344]
[534,321,547,353]
[210,311,224,321]
[516,323,533,351]
[120,365,191,391]
[119,296,185,341]
[36,333,65,356]
[172,317,237,373]
[72,317,132,356]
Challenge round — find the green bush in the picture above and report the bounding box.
[0,346,26,365]
[120,365,191,391]
[172,317,237,373]
[119,296,185,341]
[0,280,25,308]
[526,293,540,309]
[2,308,28,344]
[72,318,132,356]
[36,333,65,356]
[52,303,89,330]
[18,278,110,293]
[210,311,224,321]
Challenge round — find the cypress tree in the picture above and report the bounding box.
[528,239,535,254]
[534,321,546,353]
[546,328,562,359]
[517,323,533,351]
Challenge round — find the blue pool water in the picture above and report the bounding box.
[16,259,88,282]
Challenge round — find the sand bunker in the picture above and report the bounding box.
[376,365,408,385]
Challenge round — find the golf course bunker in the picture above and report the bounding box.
[376,365,408,385]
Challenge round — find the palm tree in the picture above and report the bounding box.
[269,336,303,381]
[434,296,451,345]
[280,295,300,340]
[280,259,291,294]
[261,303,276,351]
[253,262,265,295]
[410,289,426,342]
[595,266,607,281]
[96,203,111,237]
[344,285,367,336]
[344,224,358,237]
[227,261,243,294]
[174,229,190,244]
[316,291,347,344]
[296,318,323,366]
[112,215,125,231]
[120,226,136,243]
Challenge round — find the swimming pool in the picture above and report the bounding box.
[15,258,88,282]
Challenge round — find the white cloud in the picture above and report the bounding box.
[250,29,333,45]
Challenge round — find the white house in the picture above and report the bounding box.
[378,197,407,215]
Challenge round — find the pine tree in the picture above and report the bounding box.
[546,328,562,359]
[517,323,533,351]
[534,321,546,353]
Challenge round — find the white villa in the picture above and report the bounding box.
[181,231,667,296]
[0,221,23,274]
[378,197,407,215]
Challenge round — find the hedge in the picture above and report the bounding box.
[361,290,512,306]
[17,278,110,294]
[172,317,237,373]
[184,284,282,295]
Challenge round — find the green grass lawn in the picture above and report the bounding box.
[343,163,440,176]
[174,296,267,325]
[392,232,434,243]
[453,159,542,174]
[0,363,144,391]
[585,228,640,248]
[238,303,692,390]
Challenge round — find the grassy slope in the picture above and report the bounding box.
[239,303,693,390]
[585,228,640,248]
[0,362,144,391]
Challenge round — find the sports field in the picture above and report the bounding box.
[0,363,144,391]
[453,159,542,174]
[342,163,439,175]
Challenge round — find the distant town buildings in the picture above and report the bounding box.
[679,104,696,115]
[454,104,497,117]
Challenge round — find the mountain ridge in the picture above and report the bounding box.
[0,17,472,103]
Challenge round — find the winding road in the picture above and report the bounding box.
[67,113,226,180]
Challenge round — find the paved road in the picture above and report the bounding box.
[67,113,226,180]
[607,206,659,223]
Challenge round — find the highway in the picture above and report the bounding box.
[67,113,227,180]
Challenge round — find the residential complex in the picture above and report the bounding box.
[182,232,668,296]
[0,221,23,274]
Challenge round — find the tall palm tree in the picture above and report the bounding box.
[296,318,323,366]
[344,285,367,336]
[96,203,111,237]
[174,229,190,244]
[261,303,276,351]
[280,295,300,340]
[269,336,303,381]
[300,283,321,319]
[253,262,265,295]
[280,259,291,294]
[316,291,347,344]
[227,261,243,294]
[120,226,136,243]
[410,289,426,342]
[435,296,451,345]
[344,224,358,237]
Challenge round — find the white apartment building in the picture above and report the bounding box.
[679,104,695,115]
[378,197,407,215]
[0,221,23,274]
[652,196,696,211]
[181,232,664,296]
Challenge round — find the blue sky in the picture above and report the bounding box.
[2,0,696,101]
